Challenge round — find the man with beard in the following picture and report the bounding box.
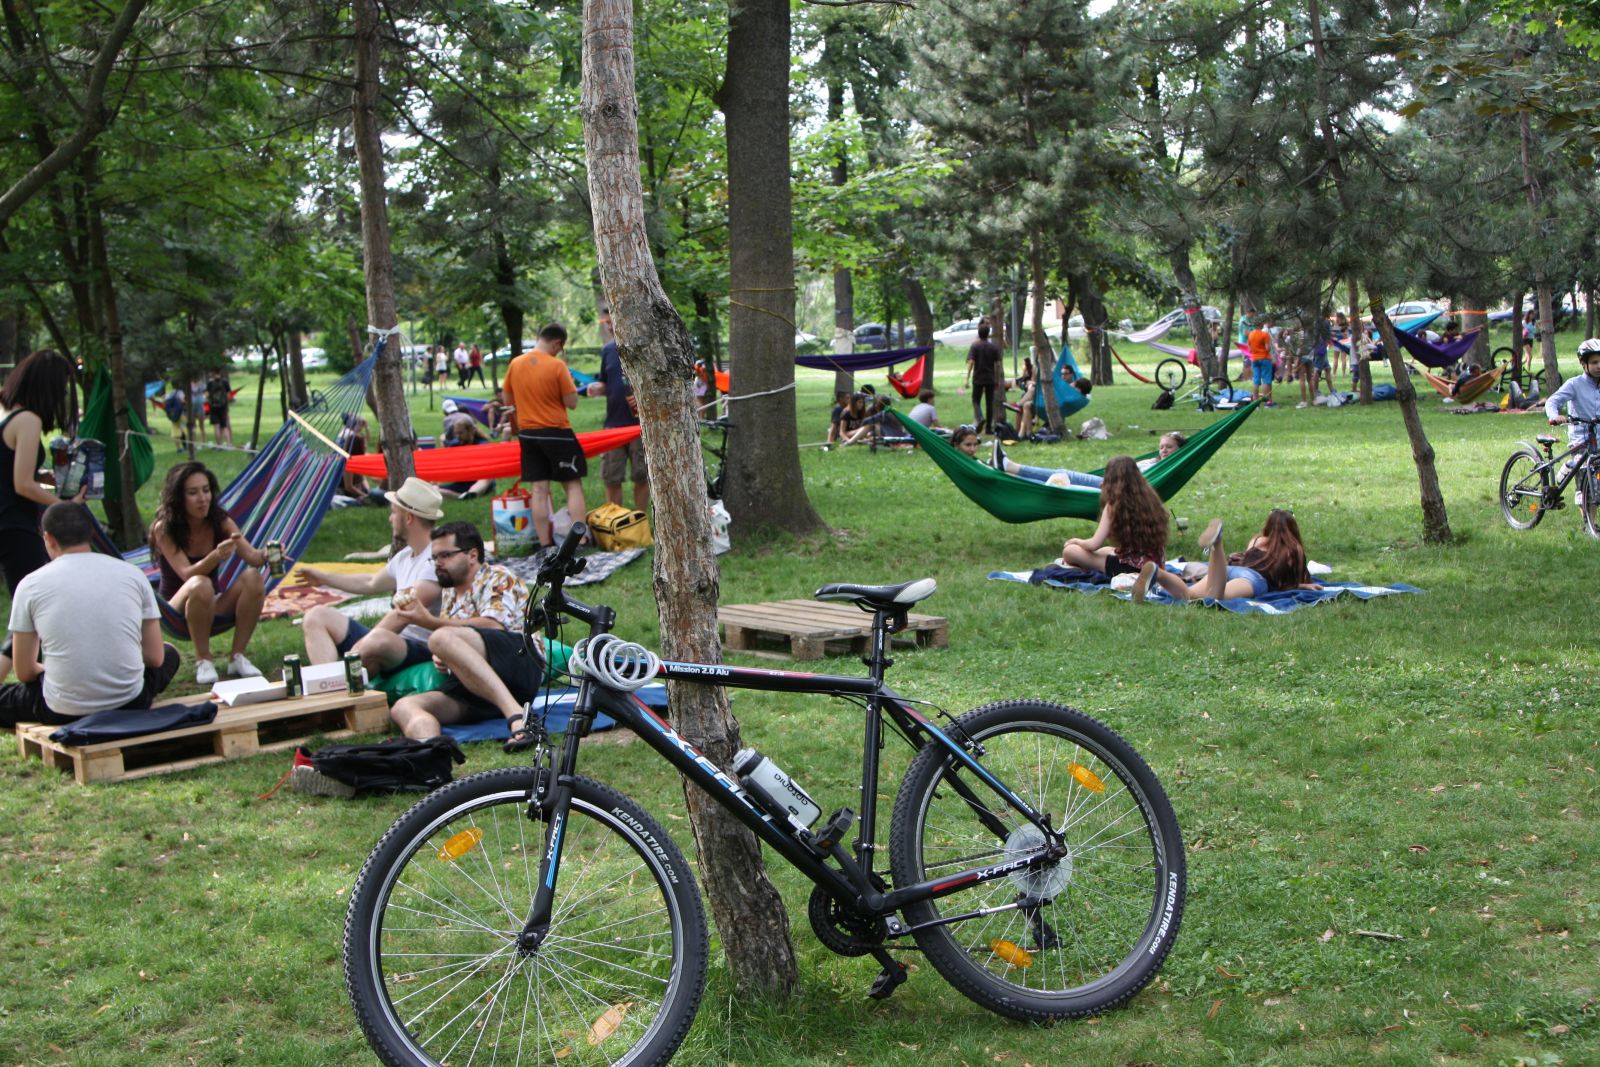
[387,521,546,751]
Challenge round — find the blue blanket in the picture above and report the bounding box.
[989,566,1422,615]
[441,682,669,742]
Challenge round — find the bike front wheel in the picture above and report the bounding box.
[1580,465,1600,540]
[1499,446,1548,530]
[1154,358,1187,392]
[343,768,709,1067]
[888,700,1185,1022]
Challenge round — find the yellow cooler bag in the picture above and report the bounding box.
[586,503,653,551]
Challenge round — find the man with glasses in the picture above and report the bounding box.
[388,521,546,750]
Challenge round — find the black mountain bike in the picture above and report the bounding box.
[342,527,1187,1066]
[699,416,732,500]
[1499,415,1600,538]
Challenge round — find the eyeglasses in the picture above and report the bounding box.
[433,548,468,562]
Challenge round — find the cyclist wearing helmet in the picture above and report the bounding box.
[1544,339,1600,449]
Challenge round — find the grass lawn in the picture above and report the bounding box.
[2,334,1596,1066]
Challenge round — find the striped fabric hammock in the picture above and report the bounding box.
[891,401,1260,524]
[103,350,381,639]
[1415,363,1505,404]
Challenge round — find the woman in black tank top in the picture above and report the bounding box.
[0,350,78,596]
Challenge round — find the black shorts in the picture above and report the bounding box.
[208,405,229,426]
[1106,555,1143,578]
[518,429,587,482]
[439,629,547,721]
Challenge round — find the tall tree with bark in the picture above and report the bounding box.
[352,0,416,500]
[581,0,799,996]
[716,0,824,536]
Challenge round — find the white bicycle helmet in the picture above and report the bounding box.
[1578,338,1600,361]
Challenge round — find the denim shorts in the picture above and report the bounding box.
[1251,360,1275,386]
[1226,566,1270,599]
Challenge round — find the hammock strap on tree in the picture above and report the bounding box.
[891,400,1260,524]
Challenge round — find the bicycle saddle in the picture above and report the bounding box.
[815,578,937,614]
[1536,434,1560,446]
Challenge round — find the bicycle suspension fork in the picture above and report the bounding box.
[515,694,595,955]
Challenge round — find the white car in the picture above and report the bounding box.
[1385,300,1444,320]
[932,318,984,348]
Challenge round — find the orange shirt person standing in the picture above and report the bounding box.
[500,322,587,547]
[1246,315,1277,407]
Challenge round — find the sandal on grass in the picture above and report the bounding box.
[503,714,540,754]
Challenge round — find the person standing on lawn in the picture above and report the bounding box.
[298,477,443,677]
[0,502,180,727]
[387,521,547,751]
[586,312,648,512]
[500,322,588,547]
[1247,315,1277,407]
[964,323,1004,434]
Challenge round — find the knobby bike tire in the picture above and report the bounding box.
[1499,446,1547,530]
[343,769,709,1067]
[888,700,1185,1022]
[1581,466,1600,540]
[1154,359,1187,392]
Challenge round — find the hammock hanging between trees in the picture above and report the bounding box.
[886,355,927,398]
[1110,343,1159,384]
[794,346,930,373]
[890,400,1261,524]
[1035,344,1089,421]
[1415,363,1504,403]
[345,426,642,482]
[79,366,155,503]
[94,350,381,640]
[1390,326,1484,369]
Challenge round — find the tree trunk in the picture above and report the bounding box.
[1171,247,1217,380]
[904,277,935,380]
[345,317,364,366]
[352,0,415,522]
[582,0,800,997]
[287,331,309,408]
[827,74,854,400]
[1222,291,1237,379]
[1514,51,1562,395]
[1073,272,1113,386]
[1028,233,1062,434]
[86,184,143,546]
[1308,0,1449,542]
[1510,291,1525,375]
[717,0,823,536]
[251,331,271,450]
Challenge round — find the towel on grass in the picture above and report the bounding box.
[440,682,669,742]
[989,566,1421,615]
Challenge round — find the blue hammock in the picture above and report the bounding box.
[795,346,930,373]
[1033,344,1089,422]
[95,349,381,640]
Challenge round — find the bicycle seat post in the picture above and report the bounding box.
[862,610,896,682]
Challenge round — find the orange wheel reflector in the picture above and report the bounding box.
[990,939,1035,968]
[1068,762,1106,793]
[436,828,483,862]
[588,1003,631,1045]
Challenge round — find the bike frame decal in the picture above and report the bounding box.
[543,811,565,889]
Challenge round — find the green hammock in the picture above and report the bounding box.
[891,401,1260,524]
[79,366,155,503]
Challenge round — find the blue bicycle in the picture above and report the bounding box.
[343,526,1186,1066]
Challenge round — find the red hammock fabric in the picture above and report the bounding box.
[345,426,642,482]
[887,355,927,398]
[694,365,731,392]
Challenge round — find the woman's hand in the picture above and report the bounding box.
[213,534,239,562]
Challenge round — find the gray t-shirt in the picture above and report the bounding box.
[908,402,938,427]
[8,552,159,717]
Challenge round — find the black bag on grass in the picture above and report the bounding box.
[1151,389,1175,410]
[303,736,466,793]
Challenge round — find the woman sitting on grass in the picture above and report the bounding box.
[1058,456,1174,603]
[149,461,267,685]
[991,431,1187,488]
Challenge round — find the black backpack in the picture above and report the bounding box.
[304,737,466,793]
[1151,389,1175,410]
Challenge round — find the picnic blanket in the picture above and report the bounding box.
[441,682,670,742]
[989,565,1422,615]
[260,561,383,619]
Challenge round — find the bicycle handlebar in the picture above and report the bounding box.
[535,523,610,630]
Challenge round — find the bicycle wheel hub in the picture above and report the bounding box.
[1003,825,1071,898]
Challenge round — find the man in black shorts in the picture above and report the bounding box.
[500,323,587,546]
[386,521,547,749]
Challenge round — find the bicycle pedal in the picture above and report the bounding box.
[866,950,908,1001]
[810,807,855,854]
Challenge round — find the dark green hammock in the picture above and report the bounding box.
[79,366,155,503]
[891,401,1260,524]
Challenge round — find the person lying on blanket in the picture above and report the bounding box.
[1147,509,1323,602]
[297,477,445,679]
[989,431,1186,488]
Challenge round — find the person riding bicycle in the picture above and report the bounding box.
[1544,339,1600,455]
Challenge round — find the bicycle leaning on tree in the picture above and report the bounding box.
[1499,414,1600,538]
[341,525,1188,1067]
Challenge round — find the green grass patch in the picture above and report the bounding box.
[2,337,1597,1065]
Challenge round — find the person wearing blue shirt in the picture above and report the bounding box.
[585,313,648,511]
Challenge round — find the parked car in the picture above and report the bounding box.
[1148,306,1223,331]
[1384,300,1445,320]
[853,322,917,349]
[932,318,983,349]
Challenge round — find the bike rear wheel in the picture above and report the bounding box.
[343,768,708,1067]
[1154,358,1187,392]
[1499,446,1548,530]
[888,700,1185,1022]
[1580,465,1600,540]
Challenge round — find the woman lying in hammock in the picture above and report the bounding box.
[991,431,1186,488]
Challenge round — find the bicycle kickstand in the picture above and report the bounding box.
[865,946,908,1000]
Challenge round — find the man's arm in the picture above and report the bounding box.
[295,564,395,595]
[390,599,506,633]
[12,630,41,682]
[140,618,165,669]
[370,579,442,632]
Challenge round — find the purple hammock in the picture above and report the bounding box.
[794,346,931,372]
[1389,327,1485,369]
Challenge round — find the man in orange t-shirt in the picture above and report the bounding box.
[1246,315,1277,406]
[500,322,587,547]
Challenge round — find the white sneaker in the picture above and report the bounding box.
[195,659,218,686]
[229,653,262,678]
[1295,401,1309,409]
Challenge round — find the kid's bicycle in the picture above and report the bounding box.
[1499,415,1600,538]
[342,526,1187,1066]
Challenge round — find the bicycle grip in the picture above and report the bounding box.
[557,522,588,564]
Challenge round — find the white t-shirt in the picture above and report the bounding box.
[8,552,159,717]
[388,543,436,643]
[908,402,937,427]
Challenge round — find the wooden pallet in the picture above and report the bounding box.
[15,690,390,785]
[718,599,948,661]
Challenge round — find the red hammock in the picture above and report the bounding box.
[886,355,927,398]
[345,426,642,482]
[1108,343,1156,385]
[694,364,731,392]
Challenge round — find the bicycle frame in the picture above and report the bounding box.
[515,604,1066,949]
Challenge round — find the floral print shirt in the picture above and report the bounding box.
[442,564,528,631]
